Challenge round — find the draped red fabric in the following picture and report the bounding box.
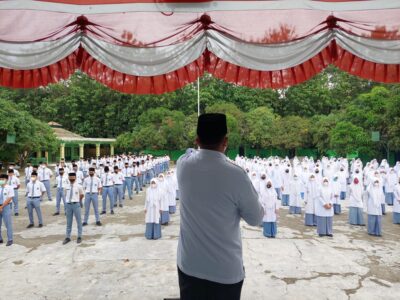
[1,41,398,94]
[1,1,400,92]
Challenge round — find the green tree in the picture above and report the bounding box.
[329,121,372,157]
[271,116,312,155]
[244,107,276,152]
[0,98,58,165]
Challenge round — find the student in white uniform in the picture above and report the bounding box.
[385,168,397,206]
[101,166,114,215]
[38,162,53,201]
[7,169,20,216]
[26,172,46,228]
[304,174,318,226]
[289,174,302,214]
[0,174,15,246]
[348,177,365,226]
[24,162,33,186]
[366,178,384,236]
[82,167,102,226]
[259,180,280,238]
[63,173,84,245]
[158,174,170,225]
[331,175,341,215]
[393,177,400,224]
[281,168,291,206]
[54,168,69,216]
[113,166,124,208]
[166,171,177,214]
[315,177,334,237]
[144,179,162,240]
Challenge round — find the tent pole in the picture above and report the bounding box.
[197,77,200,116]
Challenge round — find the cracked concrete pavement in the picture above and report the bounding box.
[0,182,399,300]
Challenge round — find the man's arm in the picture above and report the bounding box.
[237,172,263,226]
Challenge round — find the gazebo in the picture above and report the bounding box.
[35,121,116,163]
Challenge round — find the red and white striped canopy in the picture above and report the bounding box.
[1,0,400,94]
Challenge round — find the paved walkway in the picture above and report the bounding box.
[1,182,399,300]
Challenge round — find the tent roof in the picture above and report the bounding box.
[1,0,399,93]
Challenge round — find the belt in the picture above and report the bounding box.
[114,184,122,186]
[28,196,41,199]
[104,185,113,187]
[66,202,79,204]
[42,180,49,182]
[86,192,97,194]
[124,177,131,179]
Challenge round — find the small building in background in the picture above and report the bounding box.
[32,122,116,164]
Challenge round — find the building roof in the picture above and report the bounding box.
[49,122,116,144]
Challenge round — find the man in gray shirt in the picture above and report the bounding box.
[177,113,263,300]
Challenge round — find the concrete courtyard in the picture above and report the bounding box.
[1,180,399,300]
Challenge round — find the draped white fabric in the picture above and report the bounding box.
[335,30,400,65]
[207,30,333,71]
[0,34,80,70]
[82,33,207,76]
[1,29,400,75]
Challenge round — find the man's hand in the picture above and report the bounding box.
[0,206,3,213]
[323,203,331,209]
[144,209,147,213]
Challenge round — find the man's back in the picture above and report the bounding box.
[177,149,262,284]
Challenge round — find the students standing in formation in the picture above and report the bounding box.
[235,155,400,238]
[0,154,170,246]
[144,167,179,239]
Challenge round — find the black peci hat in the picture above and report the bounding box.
[197,113,227,145]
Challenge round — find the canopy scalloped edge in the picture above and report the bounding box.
[1,43,399,94]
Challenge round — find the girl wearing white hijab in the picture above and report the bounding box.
[315,177,334,237]
[331,175,341,215]
[385,168,397,206]
[158,174,170,225]
[366,178,384,236]
[289,174,302,214]
[259,179,280,238]
[348,177,365,225]
[144,179,162,240]
[393,177,400,224]
[304,174,318,226]
[166,171,177,214]
[281,168,291,206]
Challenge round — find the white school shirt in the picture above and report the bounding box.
[122,167,133,178]
[367,185,384,215]
[315,185,334,217]
[38,167,52,181]
[132,166,139,176]
[348,184,364,208]
[259,187,280,222]
[56,175,69,189]
[7,176,20,189]
[26,181,46,197]
[101,173,114,187]
[0,185,15,204]
[83,176,102,193]
[65,183,84,203]
[25,166,33,181]
[145,187,161,224]
[113,173,124,185]
[176,149,263,285]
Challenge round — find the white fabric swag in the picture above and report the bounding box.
[1,29,400,76]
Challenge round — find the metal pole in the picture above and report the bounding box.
[197,77,200,116]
